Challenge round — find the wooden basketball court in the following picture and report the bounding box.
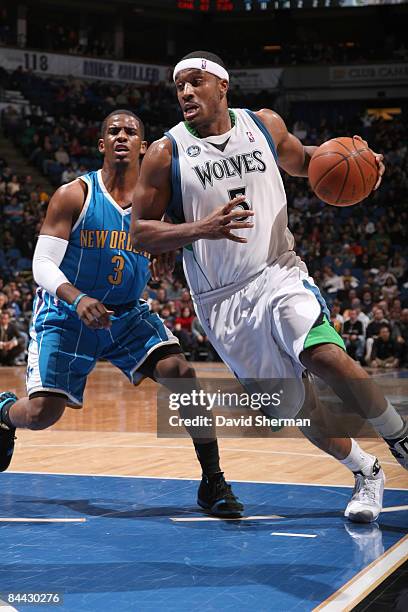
[3,362,406,486]
[1,363,407,611]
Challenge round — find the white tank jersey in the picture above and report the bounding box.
[165,108,296,296]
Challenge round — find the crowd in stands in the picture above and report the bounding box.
[0,11,113,57]
[38,23,113,59]
[229,39,408,68]
[0,67,407,367]
[1,6,407,68]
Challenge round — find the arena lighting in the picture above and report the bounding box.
[367,108,402,120]
[264,45,282,51]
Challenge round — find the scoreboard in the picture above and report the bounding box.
[177,0,406,9]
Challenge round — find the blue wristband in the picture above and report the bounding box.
[71,293,87,311]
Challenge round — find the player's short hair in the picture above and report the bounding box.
[101,110,145,140]
[180,51,226,70]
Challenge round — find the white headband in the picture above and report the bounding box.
[173,58,229,82]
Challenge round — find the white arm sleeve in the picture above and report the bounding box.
[32,234,70,296]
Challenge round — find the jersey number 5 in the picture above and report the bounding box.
[228,187,251,221]
[108,255,125,286]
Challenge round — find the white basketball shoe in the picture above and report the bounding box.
[344,458,385,523]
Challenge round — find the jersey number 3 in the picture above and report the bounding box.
[108,255,125,285]
[228,187,251,221]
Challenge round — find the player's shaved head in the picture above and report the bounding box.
[101,110,144,140]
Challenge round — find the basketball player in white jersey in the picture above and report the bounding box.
[132,51,408,523]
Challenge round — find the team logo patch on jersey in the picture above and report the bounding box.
[246,131,255,143]
[187,145,201,157]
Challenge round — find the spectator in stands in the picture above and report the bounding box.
[322,266,343,294]
[160,306,175,330]
[166,278,184,300]
[166,301,179,320]
[330,302,344,329]
[149,299,161,314]
[381,276,399,303]
[54,146,70,167]
[375,265,397,287]
[352,304,369,334]
[175,289,194,314]
[389,253,406,281]
[173,307,195,359]
[3,195,24,224]
[175,307,195,334]
[155,288,168,305]
[366,308,390,339]
[342,309,365,363]
[361,290,374,314]
[342,268,359,289]
[0,311,25,366]
[364,307,390,364]
[61,164,77,184]
[376,300,390,318]
[7,290,22,319]
[369,325,400,369]
[0,292,8,311]
[338,286,358,311]
[6,175,20,196]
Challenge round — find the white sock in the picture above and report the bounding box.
[368,400,404,439]
[340,439,377,476]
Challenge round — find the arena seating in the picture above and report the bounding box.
[0,68,407,365]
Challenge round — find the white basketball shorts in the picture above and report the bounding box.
[194,255,343,418]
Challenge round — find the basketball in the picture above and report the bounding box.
[308,136,378,206]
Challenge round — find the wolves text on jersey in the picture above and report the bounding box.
[192,150,266,189]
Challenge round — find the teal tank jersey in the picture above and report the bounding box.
[26,169,180,406]
[60,170,150,305]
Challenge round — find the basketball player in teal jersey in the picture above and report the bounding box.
[131,51,408,523]
[0,109,243,518]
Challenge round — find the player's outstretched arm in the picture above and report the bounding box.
[33,180,112,329]
[256,109,317,177]
[131,139,254,254]
[257,109,385,188]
